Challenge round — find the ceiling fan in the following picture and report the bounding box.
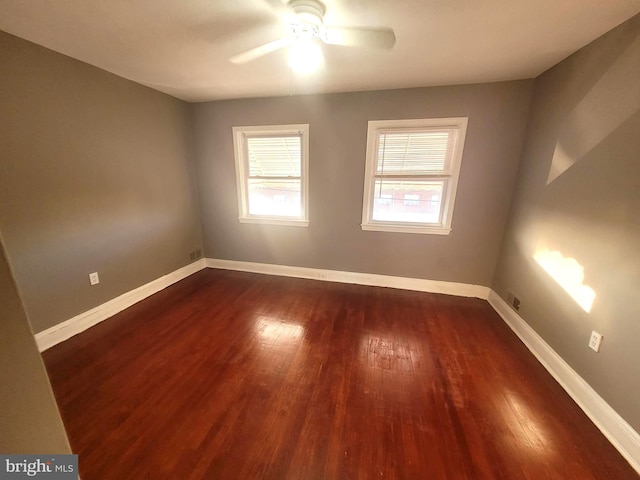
[229,0,396,67]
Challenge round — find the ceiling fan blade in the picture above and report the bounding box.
[229,37,292,64]
[323,27,396,49]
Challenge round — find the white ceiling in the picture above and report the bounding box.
[1,0,639,102]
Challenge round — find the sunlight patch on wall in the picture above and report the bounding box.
[533,249,595,313]
[547,141,577,185]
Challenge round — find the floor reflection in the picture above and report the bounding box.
[254,316,305,347]
[497,390,556,459]
[358,335,415,374]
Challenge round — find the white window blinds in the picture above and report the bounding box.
[247,135,302,177]
[376,129,457,175]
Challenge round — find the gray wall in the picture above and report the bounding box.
[0,31,203,334]
[492,15,640,431]
[0,233,71,453]
[192,82,533,286]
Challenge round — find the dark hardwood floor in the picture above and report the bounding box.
[43,269,638,479]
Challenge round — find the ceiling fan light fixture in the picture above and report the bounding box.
[228,0,395,66]
[288,39,323,74]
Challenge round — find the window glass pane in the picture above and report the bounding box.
[376,130,454,174]
[403,194,419,206]
[248,179,301,217]
[378,193,392,205]
[372,180,444,224]
[247,136,301,177]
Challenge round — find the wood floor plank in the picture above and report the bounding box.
[42,269,639,479]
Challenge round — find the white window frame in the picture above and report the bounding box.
[232,124,309,227]
[361,117,468,235]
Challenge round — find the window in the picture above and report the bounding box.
[361,118,468,235]
[232,124,309,226]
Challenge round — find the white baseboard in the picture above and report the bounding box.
[205,258,491,299]
[487,290,640,474]
[36,257,487,352]
[35,259,207,352]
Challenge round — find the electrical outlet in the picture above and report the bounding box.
[588,331,603,352]
[89,272,100,286]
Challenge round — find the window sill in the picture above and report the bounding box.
[239,217,309,227]
[361,223,451,235]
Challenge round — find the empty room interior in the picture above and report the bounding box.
[1,1,639,478]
